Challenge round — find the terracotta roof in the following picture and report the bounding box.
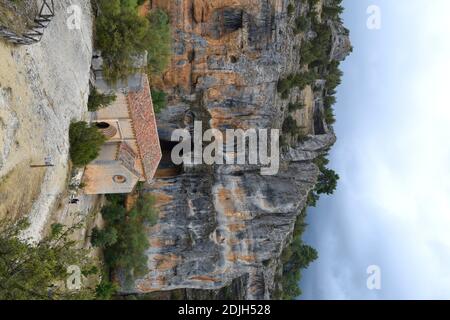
[127,75,162,182]
[117,142,141,178]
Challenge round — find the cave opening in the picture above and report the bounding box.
[155,139,184,178]
[313,108,326,135]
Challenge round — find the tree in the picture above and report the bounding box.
[88,88,116,112]
[100,194,159,287]
[294,16,310,34]
[91,227,118,247]
[0,219,96,300]
[316,167,339,195]
[95,1,171,81]
[324,107,336,125]
[297,244,318,269]
[275,211,319,300]
[69,121,106,167]
[322,5,344,19]
[95,279,118,300]
[144,9,171,75]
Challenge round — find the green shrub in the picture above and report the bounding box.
[95,1,171,81]
[69,121,106,167]
[88,88,117,112]
[151,88,167,113]
[294,16,310,34]
[91,227,118,247]
[95,279,118,300]
[324,107,336,125]
[288,102,304,112]
[278,70,316,98]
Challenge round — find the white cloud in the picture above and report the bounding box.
[301,0,450,299]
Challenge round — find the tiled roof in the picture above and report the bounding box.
[117,142,141,179]
[127,75,162,182]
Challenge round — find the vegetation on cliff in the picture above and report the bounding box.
[274,209,317,299]
[91,192,158,290]
[274,0,348,300]
[94,0,171,81]
[279,0,347,136]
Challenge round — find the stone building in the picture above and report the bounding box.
[83,62,162,194]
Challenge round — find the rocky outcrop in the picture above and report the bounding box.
[0,1,93,240]
[134,0,351,299]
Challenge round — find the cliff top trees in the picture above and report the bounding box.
[316,168,339,195]
[275,210,319,300]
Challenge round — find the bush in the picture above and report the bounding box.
[316,167,339,195]
[95,279,118,300]
[299,23,332,66]
[145,9,172,75]
[288,102,304,112]
[151,88,167,114]
[277,70,316,98]
[294,16,310,34]
[88,88,116,112]
[69,121,106,167]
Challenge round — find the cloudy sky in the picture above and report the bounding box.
[300,0,450,299]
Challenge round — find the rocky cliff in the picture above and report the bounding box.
[133,0,351,299]
[0,0,93,240]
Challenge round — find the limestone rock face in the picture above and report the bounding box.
[135,0,351,299]
[0,0,94,240]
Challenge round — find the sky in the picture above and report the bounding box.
[300,0,450,299]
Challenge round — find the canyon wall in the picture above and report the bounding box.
[133,0,350,299]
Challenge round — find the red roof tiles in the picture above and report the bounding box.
[127,76,162,182]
